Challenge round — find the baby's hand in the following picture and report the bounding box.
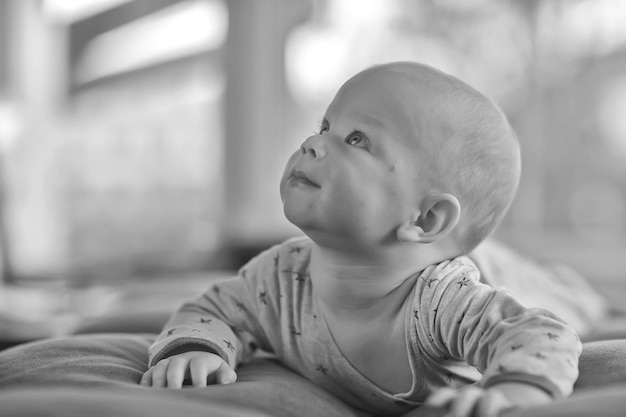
[140,351,237,388]
[425,386,513,417]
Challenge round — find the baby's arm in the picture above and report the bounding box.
[143,249,277,388]
[141,280,254,388]
[416,258,582,415]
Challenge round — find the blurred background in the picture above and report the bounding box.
[0,0,625,336]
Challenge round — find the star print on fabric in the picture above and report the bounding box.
[167,329,175,336]
[534,352,547,359]
[451,259,463,268]
[258,291,268,305]
[235,301,246,311]
[282,269,308,283]
[224,339,235,352]
[422,276,439,288]
[413,309,419,320]
[316,364,328,375]
[290,326,302,336]
[547,332,559,341]
[200,318,212,324]
[497,364,509,373]
[456,276,470,289]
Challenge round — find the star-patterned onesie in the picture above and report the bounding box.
[149,236,581,416]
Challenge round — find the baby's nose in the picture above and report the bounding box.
[300,134,326,159]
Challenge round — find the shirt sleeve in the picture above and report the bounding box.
[414,257,582,399]
[148,247,278,368]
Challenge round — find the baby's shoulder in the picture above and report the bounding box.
[412,256,482,294]
[277,235,313,257]
[237,235,313,279]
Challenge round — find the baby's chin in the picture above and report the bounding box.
[282,204,316,235]
[282,203,302,228]
[278,176,288,203]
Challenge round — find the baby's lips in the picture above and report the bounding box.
[291,169,319,187]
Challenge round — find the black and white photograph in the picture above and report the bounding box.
[1,1,625,416]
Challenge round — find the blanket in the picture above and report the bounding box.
[469,239,608,336]
[0,333,367,417]
[1,333,626,417]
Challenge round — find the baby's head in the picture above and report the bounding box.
[371,62,521,252]
[281,61,520,256]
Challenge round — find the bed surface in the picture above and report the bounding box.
[1,333,626,417]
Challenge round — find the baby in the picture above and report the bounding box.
[141,62,581,417]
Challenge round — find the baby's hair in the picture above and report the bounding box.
[367,62,521,252]
[442,98,521,251]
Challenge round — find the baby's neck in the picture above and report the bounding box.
[309,244,433,318]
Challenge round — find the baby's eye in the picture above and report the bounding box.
[345,131,370,149]
[318,120,329,134]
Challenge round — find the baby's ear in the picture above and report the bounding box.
[396,193,461,243]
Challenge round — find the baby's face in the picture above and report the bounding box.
[280,69,429,250]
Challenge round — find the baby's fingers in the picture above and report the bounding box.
[447,386,484,417]
[213,360,237,385]
[189,356,211,387]
[139,367,153,386]
[166,357,192,389]
[187,355,236,386]
[474,390,513,417]
[426,386,489,417]
[149,359,171,388]
[426,388,457,408]
[140,353,236,389]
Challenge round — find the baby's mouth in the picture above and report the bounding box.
[290,169,320,187]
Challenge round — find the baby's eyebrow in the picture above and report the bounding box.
[356,113,385,130]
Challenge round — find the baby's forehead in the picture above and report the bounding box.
[343,66,463,120]
[327,70,422,125]
[334,67,431,111]
[358,64,502,123]
[345,67,454,120]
